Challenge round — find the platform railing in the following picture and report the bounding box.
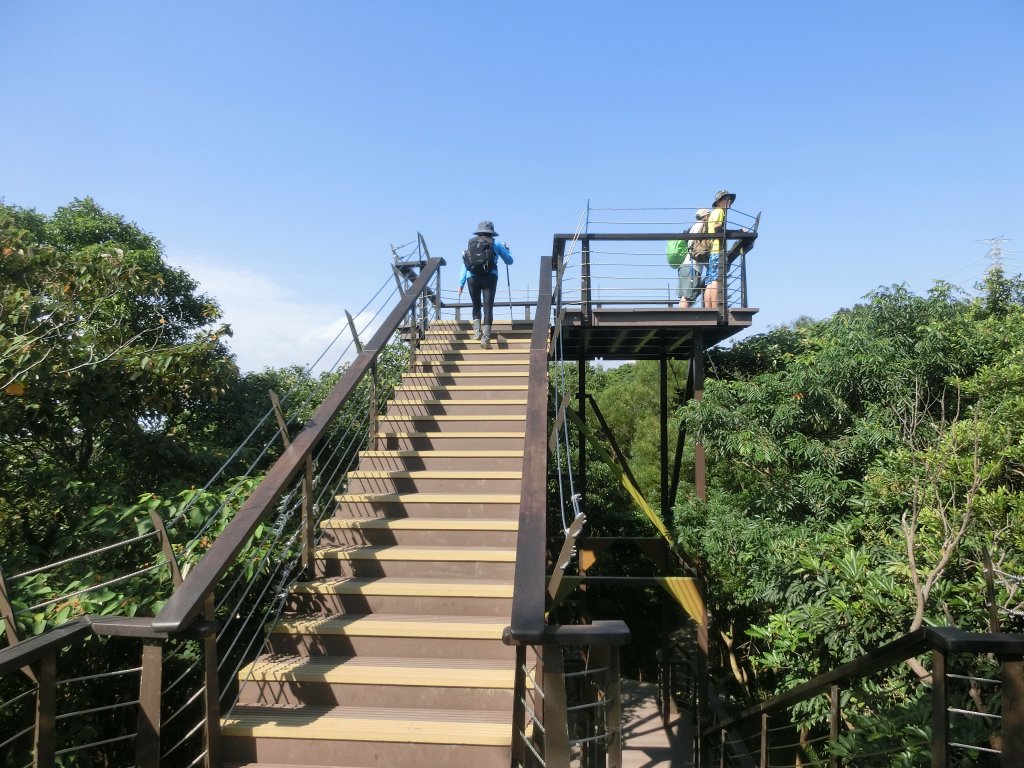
[705,627,1024,768]
[553,207,758,321]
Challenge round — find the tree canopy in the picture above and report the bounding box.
[0,198,237,565]
[675,273,1024,710]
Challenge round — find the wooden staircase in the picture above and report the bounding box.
[222,320,533,768]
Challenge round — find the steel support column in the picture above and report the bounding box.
[692,333,706,500]
[660,356,670,530]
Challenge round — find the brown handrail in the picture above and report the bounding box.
[153,257,445,634]
[505,255,554,644]
[707,626,1024,736]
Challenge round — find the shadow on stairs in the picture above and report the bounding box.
[221,320,533,768]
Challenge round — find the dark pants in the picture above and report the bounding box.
[467,273,500,326]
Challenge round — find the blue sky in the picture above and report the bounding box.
[3,2,1022,371]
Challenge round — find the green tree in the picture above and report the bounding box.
[0,198,236,567]
[678,275,1024,722]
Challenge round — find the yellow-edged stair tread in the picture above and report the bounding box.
[291,577,513,598]
[271,614,509,639]
[368,431,524,438]
[404,371,528,377]
[336,493,520,503]
[321,517,518,531]
[241,655,517,688]
[378,414,526,421]
[223,704,512,744]
[397,384,528,391]
[347,470,522,479]
[358,449,524,458]
[316,545,516,562]
[387,398,528,406]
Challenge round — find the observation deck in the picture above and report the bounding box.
[551,209,759,362]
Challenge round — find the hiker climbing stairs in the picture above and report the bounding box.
[221,319,533,768]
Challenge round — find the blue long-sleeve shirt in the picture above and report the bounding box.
[458,239,513,288]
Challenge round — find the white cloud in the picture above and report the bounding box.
[169,256,360,374]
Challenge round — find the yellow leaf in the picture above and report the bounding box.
[4,382,26,396]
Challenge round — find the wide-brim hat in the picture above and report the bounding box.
[714,189,736,205]
[475,220,499,237]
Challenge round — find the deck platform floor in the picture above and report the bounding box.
[621,679,693,768]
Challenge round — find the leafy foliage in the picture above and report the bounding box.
[674,273,1024,749]
[1,198,237,567]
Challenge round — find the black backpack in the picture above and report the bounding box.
[463,235,497,275]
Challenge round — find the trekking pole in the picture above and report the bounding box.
[505,258,513,324]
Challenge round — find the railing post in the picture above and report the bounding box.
[301,456,315,577]
[759,713,769,768]
[931,646,949,768]
[829,684,840,768]
[268,390,318,580]
[512,644,528,767]
[607,644,623,768]
[0,568,37,684]
[202,595,222,768]
[1002,654,1024,767]
[136,639,163,768]
[418,278,427,338]
[149,509,184,587]
[34,651,56,768]
[434,263,442,319]
[581,237,592,325]
[720,208,729,317]
[543,644,570,768]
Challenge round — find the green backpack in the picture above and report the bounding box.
[666,239,688,268]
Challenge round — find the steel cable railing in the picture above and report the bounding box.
[706,627,1024,768]
[0,246,444,768]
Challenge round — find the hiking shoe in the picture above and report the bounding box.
[480,338,491,349]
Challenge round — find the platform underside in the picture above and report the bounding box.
[557,307,759,361]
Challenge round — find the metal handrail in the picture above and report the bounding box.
[152,257,445,634]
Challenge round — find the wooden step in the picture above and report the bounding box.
[346,469,522,494]
[313,544,516,579]
[402,371,529,387]
[334,491,520,519]
[403,371,528,380]
[389,396,528,407]
[286,576,513,616]
[267,614,514,659]
[377,413,526,433]
[222,705,513,768]
[373,431,525,452]
[224,703,513,743]
[236,654,520,709]
[355,449,523,473]
[319,516,518,547]
[413,360,530,374]
[384,400,528,418]
[414,350,531,361]
[394,384,529,400]
[418,341,531,351]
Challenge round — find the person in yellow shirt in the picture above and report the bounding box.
[704,189,735,309]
